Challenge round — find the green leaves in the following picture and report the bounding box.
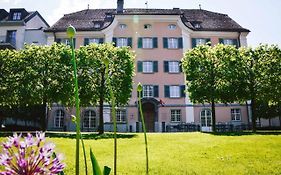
[90,148,111,175]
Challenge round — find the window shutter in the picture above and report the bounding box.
[192,38,197,48]
[153,37,158,48]
[138,37,143,48]
[137,61,143,72]
[128,37,132,47]
[99,38,104,44]
[164,85,170,98]
[219,38,224,44]
[153,85,159,97]
[153,61,158,72]
[112,37,117,46]
[179,61,183,72]
[163,37,168,48]
[55,38,61,43]
[84,38,89,45]
[73,38,76,48]
[164,61,169,72]
[180,85,186,97]
[233,39,238,47]
[206,38,211,46]
[178,37,183,48]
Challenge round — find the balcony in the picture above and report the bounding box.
[0,35,16,49]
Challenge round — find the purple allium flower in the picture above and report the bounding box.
[0,132,65,175]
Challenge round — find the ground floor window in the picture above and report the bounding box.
[83,110,97,128]
[171,109,181,122]
[231,108,241,121]
[54,109,64,128]
[116,109,126,122]
[200,109,212,127]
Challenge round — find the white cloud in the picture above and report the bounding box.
[0,0,22,5]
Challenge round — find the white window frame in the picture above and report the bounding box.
[168,61,180,73]
[94,23,101,28]
[231,108,241,121]
[89,38,100,44]
[171,109,181,122]
[196,38,207,46]
[144,24,152,30]
[54,110,64,128]
[143,85,154,97]
[170,86,180,98]
[168,38,178,49]
[116,109,126,122]
[13,12,21,20]
[119,24,127,29]
[142,61,153,73]
[168,24,177,30]
[142,38,153,49]
[116,38,128,47]
[223,39,234,45]
[83,110,97,128]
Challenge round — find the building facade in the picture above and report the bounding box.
[0,8,49,50]
[45,0,251,132]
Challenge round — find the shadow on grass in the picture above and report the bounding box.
[0,131,137,140]
[205,131,281,136]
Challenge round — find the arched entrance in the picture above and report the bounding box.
[139,98,159,132]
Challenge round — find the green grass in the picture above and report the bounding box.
[1,132,281,174]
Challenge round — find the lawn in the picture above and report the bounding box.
[1,132,281,174]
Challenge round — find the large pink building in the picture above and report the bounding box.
[45,0,251,132]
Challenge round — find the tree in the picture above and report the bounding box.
[76,43,134,134]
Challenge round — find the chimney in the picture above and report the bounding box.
[117,0,124,13]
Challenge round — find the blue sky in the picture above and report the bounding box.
[1,0,281,47]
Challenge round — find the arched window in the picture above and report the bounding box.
[54,109,64,128]
[83,110,97,128]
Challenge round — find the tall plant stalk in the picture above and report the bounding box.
[104,58,117,175]
[67,25,81,175]
[137,83,149,175]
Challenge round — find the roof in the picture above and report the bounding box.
[0,8,49,27]
[45,8,250,33]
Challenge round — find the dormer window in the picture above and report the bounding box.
[144,24,152,30]
[119,24,127,29]
[12,12,21,20]
[94,23,101,28]
[194,23,201,29]
[168,24,177,30]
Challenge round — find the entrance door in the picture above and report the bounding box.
[142,102,155,132]
[200,109,212,132]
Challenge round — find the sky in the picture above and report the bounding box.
[1,0,281,47]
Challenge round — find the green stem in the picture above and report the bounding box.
[138,90,149,175]
[70,37,81,175]
[80,133,88,175]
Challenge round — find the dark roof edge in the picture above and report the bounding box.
[25,11,50,28]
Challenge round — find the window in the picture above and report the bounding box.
[119,24,127,29]
[171,109,181,122]
[142,38,153,48]
[6,30,16,47]
[168,24,177,30]
[163,37,183,49]
[12,12,21,20]
[113,37,132,47]
[192,38,210,48]
[194,23,201,29]
[219,38,238,47]
[54,110,64,128]
[168,61,180,73]
[84,38,104,45]
[116,109,126,122]
[94,23,101,28]
[143,61,153,73]
[138,37,157,48]
[231,108,241,121]
[170,86,180,98]
[143,85,154,97]
[83,110,97,128]
[144,24,152,29]
[165,85,185,98]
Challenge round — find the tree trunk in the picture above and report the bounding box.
[251,98,257,132]
[211,98,216,132]
[98,68,106,135]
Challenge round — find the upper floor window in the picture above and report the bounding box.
[56,38,76,47]
[119,24,127,29]
[138,37,157,49]
[94,23,101,28]
[163,37,183,49]
[6,30,16,47]
[171,109,181,122]
[168,24,177,30]
[113,37,132,47]
[231,108,241,121]
[144,24,152,30]
[164,61,182,73]
[164,85,185,98]
[84,38,104,45]
[137,61,158,73]
[12,12,21,20]
[142,85,159,98]
[192,38,211,48]
[219,38,238,47]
